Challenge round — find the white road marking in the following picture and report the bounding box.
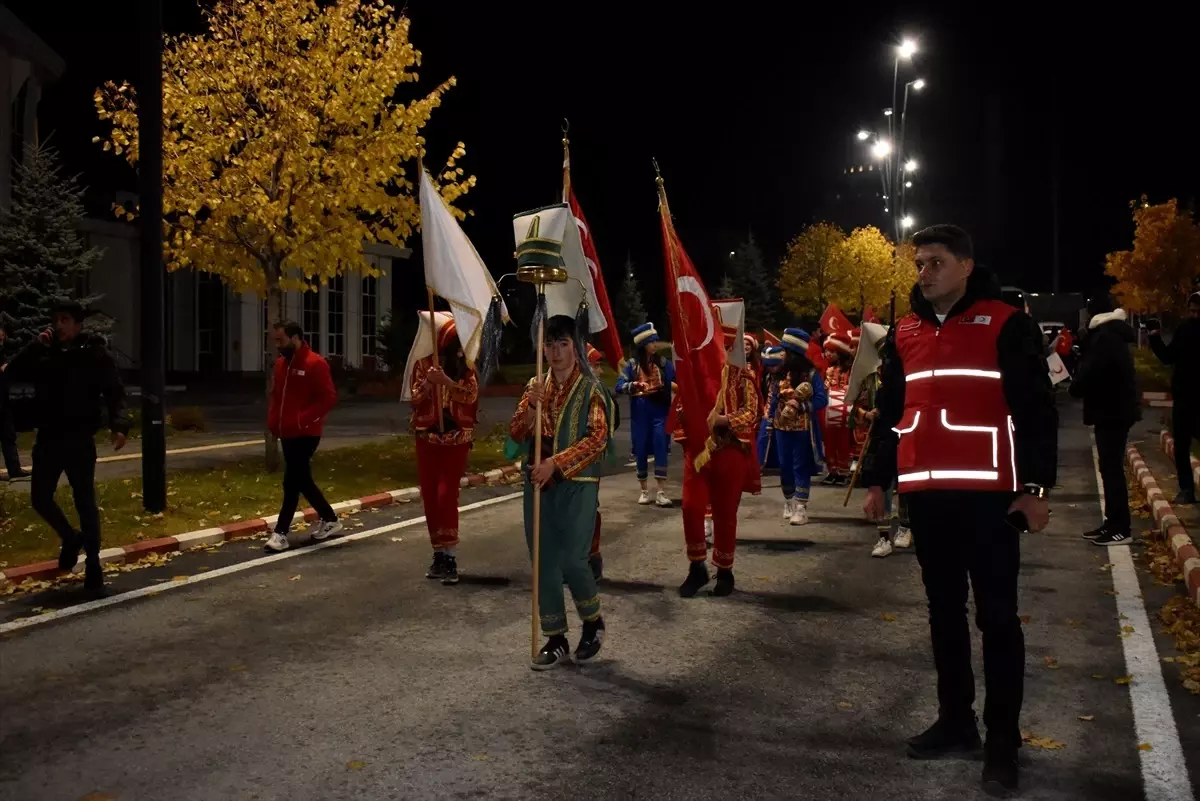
[0,491,523,635]
[1091,438,1195,801]
[97,439,265,464]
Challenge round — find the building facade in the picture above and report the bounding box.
[1,6,65,211]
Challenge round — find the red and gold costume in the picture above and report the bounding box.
[410,320,479,551]
[821,335,855,476]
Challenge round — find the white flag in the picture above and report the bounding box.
[400,310,453,402]
[512,203,608,334]
[421,170,507,364]
[847,322,889,403]
[712,298,746,368]
[1047,352,1070,385]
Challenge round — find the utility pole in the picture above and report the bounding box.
[139,0,166,513]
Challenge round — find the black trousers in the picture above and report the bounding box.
[1172,403,1198,496]
[0,403,20,473]
[1094,423,1132,532]
[275,436,336,533]
[31,435,101,558]
[908,491,1024,752]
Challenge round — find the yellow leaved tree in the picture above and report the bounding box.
[94,0,473,468]
[889,240,918,317]
[778,222,853,318]
[843,226,897,313]
[1105,198,1200,313]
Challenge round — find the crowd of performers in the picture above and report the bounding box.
[406,307,913,669]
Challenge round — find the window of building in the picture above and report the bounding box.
[327,275,345,357]
[197,272,225,373]
[361,276,378,358]
[303,289,321,353]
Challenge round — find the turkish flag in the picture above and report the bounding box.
[659,181,725,455]
[820,303,854,339]
[762,328,780,346]
[861,305,876,324]
[807,338,828,373]
[569,190,624,371]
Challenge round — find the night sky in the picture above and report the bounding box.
[8,1,1198,319]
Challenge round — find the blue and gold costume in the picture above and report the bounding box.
[615,323,675,486]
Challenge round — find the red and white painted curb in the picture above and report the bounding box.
[1126,444,1200,609]
[1159,429,1200,491]
[0,463,522,590]
[1142,391,1174,409]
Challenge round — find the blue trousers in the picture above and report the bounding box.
[776,429,816,502]
[632,412,669,481]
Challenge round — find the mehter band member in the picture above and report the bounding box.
[615,322,674,507]
[772,328,827,525]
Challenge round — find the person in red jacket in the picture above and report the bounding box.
[265,320,341,552]
[410,317,479,584]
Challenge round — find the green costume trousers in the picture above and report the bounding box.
[523,477,601,636]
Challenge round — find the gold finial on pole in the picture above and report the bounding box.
[561,119,571,203]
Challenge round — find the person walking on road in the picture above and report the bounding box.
[409,316,479,585]
[0,323,30,480]
[1147,290,1200,504]
[0,302,130,598]
[614,322,674,507]
[264,320,341,553]
[1070,294,1140,544]
[862,224,1057,797]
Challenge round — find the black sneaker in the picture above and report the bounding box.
[1172,491,1197,505]
[1093,529,1132,546]
[981,747,1019,798]
[441,555,459,585]
[712,567,735,597]
[83,559,105,600]
[576,617,605,663]
[821,473,839,486]
[425,552,447,580]
[58,533,81,572]
[589,554,604,581]
[906,716,982,759]
[1081,525,1108,541]
[6,468,30,481]
[678,560,710,598]
[531,635,571,671]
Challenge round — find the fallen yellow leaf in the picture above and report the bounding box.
[1078,715,1096,722]
[1020,615,1032,624]
[1021,732,1066,750]
[288,575,302,581]
[1115,675,1134,685]
[880,612,898,622]
[1122,625,1135,634]
[1092,674,1106,680]
[471,754,490,761]
[837,701,854,709]
[1044,656,1060,670]
[229,664,246,672]
[1137,743,1153,752]
[172,576,189,582]
[346,759,367,771]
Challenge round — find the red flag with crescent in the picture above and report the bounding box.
[658,176,725,456]
[762,328,780,346]
[820,303,854,339]
[568,190,624,370]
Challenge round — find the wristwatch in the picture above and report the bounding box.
[1023,484,1049,500]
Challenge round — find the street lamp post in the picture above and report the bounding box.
[897,77,923,225]
[889,39,917,241]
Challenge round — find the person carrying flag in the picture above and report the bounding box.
[615,322,674,507]
[772,329,827,525]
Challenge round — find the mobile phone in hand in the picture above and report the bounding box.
[1006,510,1030,533]
[1144,318,1161,333]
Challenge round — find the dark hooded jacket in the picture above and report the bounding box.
[862,266,1059,491]
[1149,314,1200,401]
[1069,309,1140,427]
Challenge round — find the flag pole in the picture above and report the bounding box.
[562,118,571,203]
[427,287,444,433]
[842,418,875,507]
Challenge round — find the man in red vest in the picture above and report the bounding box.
[861,225,1057,797]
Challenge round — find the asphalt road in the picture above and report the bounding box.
[0,409,1197,801]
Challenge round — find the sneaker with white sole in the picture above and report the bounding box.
[637,490,652,505]
[655,490,672,507]
[789,504,808,526]
[782,499,794,519]
[893,527,913,549]
[871,536,894,558]
[1093,529,1132,546]
[704,517,714,546]
[264,531,290,552]
[311,520,343,541]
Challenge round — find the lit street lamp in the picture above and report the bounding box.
[889,37,918,242]
[905,180,913,188]
[856,130,871,141]
[901,215,915,229]
[904,159,918,172]
[871,138,892,160]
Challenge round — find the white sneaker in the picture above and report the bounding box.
[893,527,913,549]
[704,517,714,545]
[871,536,893,558]
[264,532,290,552]
[789,504,808,526]
[655,490,672,507]
[638,490,652,505]
[782,499,794,519]
[312,520,343,541]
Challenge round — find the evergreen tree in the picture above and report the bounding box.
[716,272,735,298]
[728,231,775,332]
[615,254,648,344]
[0,141,103,345]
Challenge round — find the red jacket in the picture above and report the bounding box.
[268,342,337,439]
[892,299,1019,493]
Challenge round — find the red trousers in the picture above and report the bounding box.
[682,447,749,569]
[415,438,470,550]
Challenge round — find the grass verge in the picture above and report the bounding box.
[1133,348,1172,394]
[0,434,511,568]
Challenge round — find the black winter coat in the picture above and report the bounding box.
[1069,310,1141,427]
[5,333,130,440]
[1149,317,1200,401]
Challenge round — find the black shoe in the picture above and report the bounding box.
[1172,491,1197,505]
[981,747,1019,798]
[441,555,459,585]
[6,468,29,481]
[531,635,571,671]
[58,533,81,572]
[576,617,605,663]
[1093,529,1132,546]
[83,559,105,600]
[589,554,604,581]
[425,552,447,580]
[906,716,982,759]
[1081,525,1107,541]
[678,560,710,598]
[712,567,735,597]
[821,473,839,486]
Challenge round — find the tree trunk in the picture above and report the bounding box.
[264,279,284,473]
